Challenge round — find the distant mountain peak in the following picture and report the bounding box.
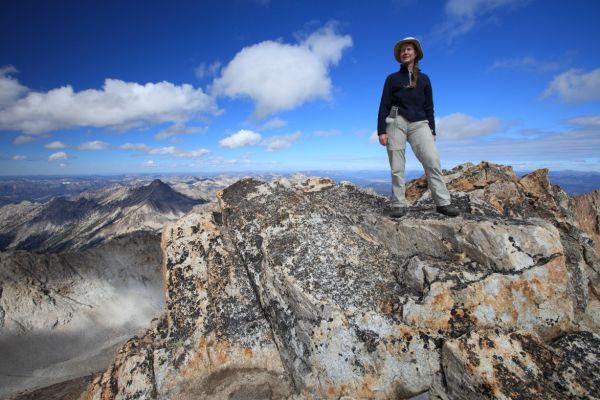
[118,180,203,212]
[149,179,168,188]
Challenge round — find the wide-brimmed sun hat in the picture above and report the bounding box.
[394,37,423,62]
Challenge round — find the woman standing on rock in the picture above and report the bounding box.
[377,37,459,218]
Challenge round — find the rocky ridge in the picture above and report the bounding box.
[0,179,206,253]
[22,162,600,399]
[573,188,600,254]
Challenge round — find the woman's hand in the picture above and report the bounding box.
[378,134,388,146]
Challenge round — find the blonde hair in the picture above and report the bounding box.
[400,43,419,89]
[405,60,419,89]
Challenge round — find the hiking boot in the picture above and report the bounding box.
[389,207,407,218]
[436,204,460,217]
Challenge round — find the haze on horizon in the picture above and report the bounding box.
[1,0,600,175]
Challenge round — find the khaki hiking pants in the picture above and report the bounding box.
[385,110,451,207]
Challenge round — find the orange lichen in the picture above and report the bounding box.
[243,348,254,359]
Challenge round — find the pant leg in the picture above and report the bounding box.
[386,115,408,207]
[406,120,451,206]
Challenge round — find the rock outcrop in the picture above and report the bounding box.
[71,161,600,399]
[573,188,600,255]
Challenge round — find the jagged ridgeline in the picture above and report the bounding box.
[69,162,598,400]
[0,179,206,253]
[4,162,600,400]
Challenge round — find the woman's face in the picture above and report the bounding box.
[400,43,416,65]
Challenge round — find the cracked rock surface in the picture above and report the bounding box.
[76,162,600,399]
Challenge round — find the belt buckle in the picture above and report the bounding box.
[390,106,398,118]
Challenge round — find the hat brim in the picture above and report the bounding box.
[394,39,423,62]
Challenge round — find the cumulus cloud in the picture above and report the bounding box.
[149,146,178,155]
[154,122,207,140]
[261,117,288,130]
[120,143,151,151]
[194,61,221,79]
[121,143,210,158]
[262,131,301,151]
[437,0,527,41]
[489,56,559,73]
[0,73,218,134]
[437,125,600,166]
[78,140,109,150]
[436,113,504,139]
[314,129,341,137]
[212,23,352,118]
[13,135,36,145]
[566,115,600,127]
[369,131,380,144]
[181,149,211,158]
[142,160,157,168]
[437,113,504,139]
[12,154,26,160]
[219,129,262,148]
[48,151,70,161]
[0,65,28,109]
[542,68,600,103]
[45,140,67,149]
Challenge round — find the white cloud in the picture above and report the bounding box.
[120,143,151,151]
[0,76,218,134]
[48,151,69,161]
[438,0,527,41]
[180,148,211,158]
[13,135,36,144]
[219,129,262,148]
[12,154,26,160]
[262,131,301,151]
[446,0,524,18]
[78,140,109,150]
[142,160,158,168]
[194,61,221,79]
[0,66,28,109]
[149,146,178,155]
[261,117,288,130]
[314,129,341,137]
[122,143,210,158]
[212,23,352,118]
[489,56,559,73]
[369,131,380,144]
[437,126,600,165]
[154,122,207,140]
[542,68,600,103]
[436,113,504,139]
[566,115,600,127]
[59,163,67,167]
[44,140,67,149]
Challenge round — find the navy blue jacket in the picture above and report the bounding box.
[377,64,436,135]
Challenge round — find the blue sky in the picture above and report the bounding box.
[1,0,600,175]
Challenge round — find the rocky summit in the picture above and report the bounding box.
[41,162,599,399]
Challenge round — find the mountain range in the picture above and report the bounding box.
[0,179,206,253]
[1,163,599,399]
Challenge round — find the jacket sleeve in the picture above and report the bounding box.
[377,75,392,135]
[423,76,436,135]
